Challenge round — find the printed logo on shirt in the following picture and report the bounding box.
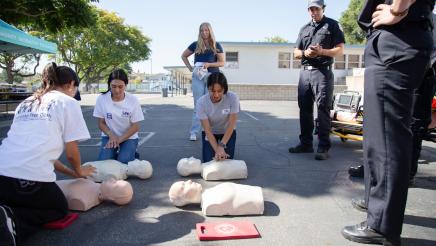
[222,109,230,115]
[122,111,131,118]
[15,99,55,121]
[106,113,112,119]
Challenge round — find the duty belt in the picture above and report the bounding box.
[303,65,331,71]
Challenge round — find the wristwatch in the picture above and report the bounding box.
[218,141,227,149]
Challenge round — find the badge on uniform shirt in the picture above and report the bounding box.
[222,109,230,114]
[106,113,112,119]
[122,111,131,118]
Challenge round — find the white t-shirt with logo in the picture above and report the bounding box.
[93,92,144,139]
[196,91,240,134]
[0,91,90,182]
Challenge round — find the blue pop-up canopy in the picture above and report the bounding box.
[0,19,57,54]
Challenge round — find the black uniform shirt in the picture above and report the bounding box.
[358,0,435,31]
[296,16,345,67]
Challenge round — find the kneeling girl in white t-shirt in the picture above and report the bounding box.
[93,69,144,164]
[0,63,95,245]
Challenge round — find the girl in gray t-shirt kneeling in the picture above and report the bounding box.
[196,72,240,162]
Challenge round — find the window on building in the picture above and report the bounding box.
[292,58,302,69]
[292,52,302,69]
[225,52,239,69]
[348,54,360,69]
[334,55,346,69]
[278,52,291,69]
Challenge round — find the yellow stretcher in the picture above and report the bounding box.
[329,91,363,142]
[331,121,363,142]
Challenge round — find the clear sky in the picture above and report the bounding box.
[94,0,351,74]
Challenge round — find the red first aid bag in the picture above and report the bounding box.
[196,221,260,241]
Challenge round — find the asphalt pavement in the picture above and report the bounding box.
[0,93,435,246]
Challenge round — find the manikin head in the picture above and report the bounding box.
[127,159,153,179]
[177,157,202,176]
[168,180,202,207]
[100,178,133,205]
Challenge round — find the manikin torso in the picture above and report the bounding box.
[177,157,247,180]
[201,183,264,216]
[202,160,248,180]
[83,159,152,182]
[56,178,133,211]
[169,180,263,216]
[56,178,101,211]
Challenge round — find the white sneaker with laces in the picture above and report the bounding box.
[0,205,16,246]
[189,133,197,141]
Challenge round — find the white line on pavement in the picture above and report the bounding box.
[138,132,155,146]
[243,112,259,121]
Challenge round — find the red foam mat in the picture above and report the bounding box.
[43,213,78,229]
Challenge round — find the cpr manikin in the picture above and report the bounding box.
[56,178,133,211]
[83,159,153,182]
[177,157,248,181]
[168,180,264,216]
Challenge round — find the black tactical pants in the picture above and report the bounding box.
[410,67,436,178]
[297,67,333,150]
[363,27,432,238]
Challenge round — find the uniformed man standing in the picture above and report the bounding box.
[342,0,435,245]
[289,0,345,160]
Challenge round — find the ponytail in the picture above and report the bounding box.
[32,62,80,104]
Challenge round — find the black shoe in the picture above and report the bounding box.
[288,144,314,153]
[408,177,415,187]
[348,164,364,178]
[315,148,329,160]
[351,198,367,212]
[0,205,16,246]
[342,221,392,245]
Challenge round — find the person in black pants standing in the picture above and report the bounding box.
[289,0,345,160]
[342,0,435,245]
[410,52,436,185]
[348,52,436,184]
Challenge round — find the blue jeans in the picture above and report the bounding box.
[190,73,208,135]
[202,131,237,162]
[98,137,139,164]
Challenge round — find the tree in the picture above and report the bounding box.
[339,0,366,44]
[51,9,151,89]
[263,36,288,43]
[0,0,97,33]
[0,0,98,83]
[0,53,40,83]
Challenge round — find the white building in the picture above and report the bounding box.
[165,41,365,100]
[221,41,364,84]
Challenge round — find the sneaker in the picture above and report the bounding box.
[315,148,329,160]
[288,144,314,153]
[0,205,16,246]
[189,133,197,141]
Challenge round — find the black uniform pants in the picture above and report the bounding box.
[410,67,436,178]
[0,175,68,243]
[362,27,432,238]
[297,68,333,150]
